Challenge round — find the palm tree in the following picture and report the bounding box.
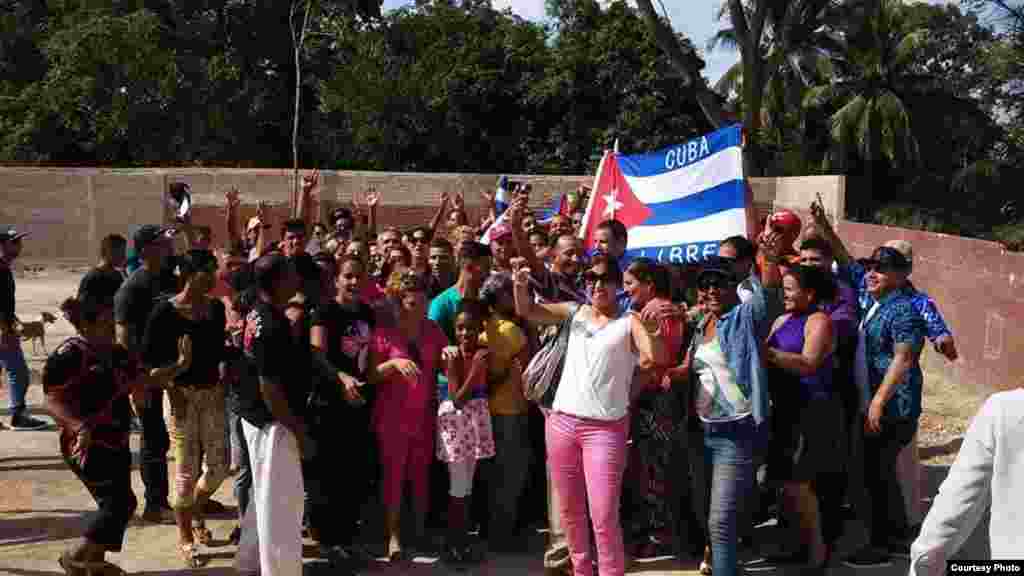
[708,0,847,176]
[802,0,932,219]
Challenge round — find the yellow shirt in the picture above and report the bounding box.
[479,316,527,415]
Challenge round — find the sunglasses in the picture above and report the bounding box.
[410,236,430,245]
[863,259,903,274]
[583,271,615,285]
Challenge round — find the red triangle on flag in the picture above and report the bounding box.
[582,153,652,250]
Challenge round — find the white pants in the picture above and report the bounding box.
[897,431,922,525]
[243,420,304,576]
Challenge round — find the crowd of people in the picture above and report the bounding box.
[0,171,969,576]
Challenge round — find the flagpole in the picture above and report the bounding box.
[578,149,610,242]
[610,141,619,221]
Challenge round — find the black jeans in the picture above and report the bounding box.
[303,401,374,547]
[64,444,138,552]
[862,417,916,547]
[140,388,170,510]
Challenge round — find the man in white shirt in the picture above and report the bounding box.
[909,389,1024,575]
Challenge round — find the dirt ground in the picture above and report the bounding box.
[0,266,993,575]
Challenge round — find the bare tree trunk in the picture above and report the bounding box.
[634,0,727,130]
[290,0,313,217]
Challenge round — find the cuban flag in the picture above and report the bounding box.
[579,124,749,264]
[537,192,569,224]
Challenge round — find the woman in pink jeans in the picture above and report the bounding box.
[513,253,673,576]
[369,271,446,560]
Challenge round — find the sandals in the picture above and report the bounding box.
[192,525,214,546]
[177,542,207,568]
[59,551,126,576]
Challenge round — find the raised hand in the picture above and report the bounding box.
[481,187,496,206]
[225,186,240,208]
[453,190,466,212]
[366,185,381,209]
[302,169,320,193]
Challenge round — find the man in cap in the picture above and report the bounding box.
[0,227,48,430]
[882,240,957,539]
[836,244,926,567]
[114,224,178,522]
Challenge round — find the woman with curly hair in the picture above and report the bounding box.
[370,271,447,560]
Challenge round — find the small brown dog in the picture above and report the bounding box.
[17,312,58,354]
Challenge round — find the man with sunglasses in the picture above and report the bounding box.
[407,225,433,276]
[833,245,927,568]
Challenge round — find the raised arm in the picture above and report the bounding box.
[297,170,318,229]
[506,195,543,273]
[225,186,241,248]
[512,261,574,325]
[809,199,852,266]
[429,192,452,239]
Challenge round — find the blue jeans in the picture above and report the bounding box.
[0,344,29,411]
[703,416,755,576]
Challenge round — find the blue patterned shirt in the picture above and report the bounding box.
[843,265,952,342]
[861,285,927,421]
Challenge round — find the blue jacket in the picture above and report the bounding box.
[689,275,779,430]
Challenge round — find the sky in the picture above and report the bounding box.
[379,0,959,86]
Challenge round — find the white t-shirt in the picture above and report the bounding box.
[552,306,638,421]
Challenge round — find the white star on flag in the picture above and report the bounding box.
[603,188,623,218]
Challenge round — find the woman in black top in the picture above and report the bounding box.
[142,249,227,568]
[307,255,377,561]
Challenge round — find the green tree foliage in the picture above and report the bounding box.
[0,0,706,174]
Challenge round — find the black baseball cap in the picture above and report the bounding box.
[0,227,29,243]
[866,246,912,272]
[697,255,737,283]
[132,225,175,250]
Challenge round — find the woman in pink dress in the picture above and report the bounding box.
[369,271,446,560]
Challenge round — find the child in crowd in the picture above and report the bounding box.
[437,300,496,564]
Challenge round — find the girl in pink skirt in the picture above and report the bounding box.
[437,300,495,564]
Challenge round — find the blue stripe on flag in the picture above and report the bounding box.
[618,124,743,178]
[637,180,745,226]
[624,241,723,264]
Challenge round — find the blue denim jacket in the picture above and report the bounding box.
[689,275,778,428]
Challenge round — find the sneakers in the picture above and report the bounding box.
[843,547,893,568]
[9,411,48,430]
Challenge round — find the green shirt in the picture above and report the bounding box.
[427,285,462,343]
[428,285,461,391]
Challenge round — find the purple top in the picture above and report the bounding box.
[822,277,858,345]
[768,311,833,402]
